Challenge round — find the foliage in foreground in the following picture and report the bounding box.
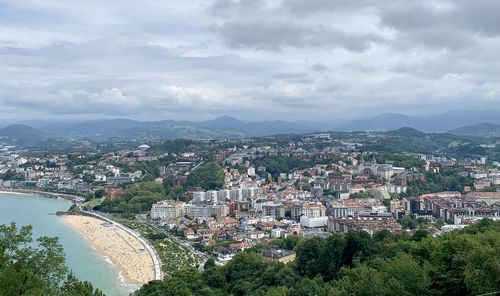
[0,223,103,296]
[134,220,500,296]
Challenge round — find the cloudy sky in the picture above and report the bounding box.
[1,0,499,122]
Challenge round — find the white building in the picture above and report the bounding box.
[271,228,287,238]
[151,201,186,219]
[300,216,328,228]
[218,189,230,201]
[247,167,256,177]
[192,191,207,202]
[184,203,229,218]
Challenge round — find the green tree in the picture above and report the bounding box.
[412,229,429,242]
[319,234,346,280]
[203,258,216,270]
[295,238,323,277]
[400,214,417,229]
[94,189,105,199]
[96,181,166,214]
[185,162,224,190]
[0,223,102,296]
[342,230,376,267]
[135,221,500,296]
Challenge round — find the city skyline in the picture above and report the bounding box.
[1,0,500,121]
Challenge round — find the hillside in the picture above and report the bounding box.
[386,127,427,137]
[11,112,500,142]
[38,116,319,140]
[116,124,244,140]
[449,123,500,137]
[343,110,500,133]
[0,124,49,145]
[42,118,149,138]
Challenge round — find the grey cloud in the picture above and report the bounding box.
[281,0,387,15]
[1,0,500,121]
[379,1,500,50]
[210,0,265,17]
[273,72,314,84]
[310,63,329,72]
[211,19,378,51]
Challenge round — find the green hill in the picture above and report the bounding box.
[449,123,500,137]
[386,127,426,137]
[0,124,49,145]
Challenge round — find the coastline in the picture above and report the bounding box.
[61,214,156,286]
[0,189,85,203]
[0,190,35,196]
[62,215,155,285]
[0,192,137,296]
[0,190,162,291]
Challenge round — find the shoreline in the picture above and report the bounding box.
[1,191,162,289]
[60,212,161,286]
[0,189,85,203]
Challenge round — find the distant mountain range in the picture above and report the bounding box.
[38,116,319,140]
[343,111,500,133]
[0,124,50,145]
[448,123,500,137]
[2,110,500,146]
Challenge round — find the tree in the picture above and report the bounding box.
[94,189,105,199]
[334,253,430,296]
[342,230,376,267]
[135,221,500,296]
[379,253,431,295]
[400,214,417,229]
[333,265,388,296]
[204,258,216,270]
[0,223,102,296]
[373,229,394,243]
[59,274,105,296]
[295,238,323,277]
[185,162,224,190]
[319,234,346,280]
[463,240,500,295]
[96,181,166,214]
[412,229,429,242]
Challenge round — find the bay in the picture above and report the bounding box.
[0,193,133,296]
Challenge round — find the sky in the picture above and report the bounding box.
[1,0,500,122]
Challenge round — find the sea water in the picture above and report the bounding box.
[0,193,133,296]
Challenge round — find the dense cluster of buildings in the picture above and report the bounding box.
[145,140,500,265]
[0,144,173,196]
[3,133,500,267]
[390,191,500,223]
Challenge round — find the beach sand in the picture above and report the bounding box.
[62,215,155,285]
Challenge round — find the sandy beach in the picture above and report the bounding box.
[62,215,155,285]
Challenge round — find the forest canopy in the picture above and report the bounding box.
[0,223,103,296]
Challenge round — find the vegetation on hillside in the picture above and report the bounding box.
[96,182,166,216]
[185,162,224,190]
[133,220,500,296]
[0,223,103,296]
[251,155,338,179]
[403,168,473,197]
